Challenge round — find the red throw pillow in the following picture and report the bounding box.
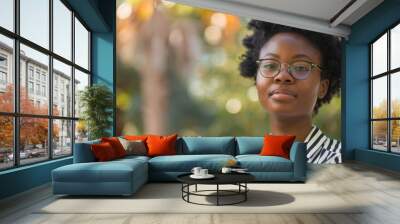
[259,134,296,159]
[91,142,117,161]
[101,137,127,158]
[146,134,178,157]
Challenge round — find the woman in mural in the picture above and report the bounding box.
[239,20,342,164]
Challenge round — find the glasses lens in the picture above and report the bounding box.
[259,60,280,77]
[289,61,312,80]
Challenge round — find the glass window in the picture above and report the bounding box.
[28,81,33,93]
[0,35,14,113]
[371,24,400,154]
[53,59,72,116]
[53,0,72,60]
[391,120,400,153]
[372,77,387,119]
[74,17,89,70]
[20,44,49,115]
[74,69,89,118]
[75,120,88,143]
[0,116,13,170]
[19,117,49,165]
[391,24,400,70]
[0,0,92,170]
[372,33,387,76]
[0,0,14,32]
[391,72,400,118]
[53,119,72,158]
[20,0,49,49]
[372,121,388,151]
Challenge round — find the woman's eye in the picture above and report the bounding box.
[292,65,309,72]
[263,63,279,70]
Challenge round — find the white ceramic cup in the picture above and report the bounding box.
[200,169,208,176]
[221,167,232,174]
[191,167,202,176]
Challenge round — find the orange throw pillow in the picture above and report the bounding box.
[259,134,296,159]
[146,134,178,157]
[124,135,148,141]
[101,137,127,158]
[91,142,117,161]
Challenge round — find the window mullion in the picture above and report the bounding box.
[388,30,391,153]
[48,0,53,160]
[71,10,76,155]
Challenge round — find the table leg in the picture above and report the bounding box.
[217,184,219,206]
[195,184,198,192]
[245,183,247,201]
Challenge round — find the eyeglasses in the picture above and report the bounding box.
[256,59,322,80]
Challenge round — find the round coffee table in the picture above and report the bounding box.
[177,172,255,206]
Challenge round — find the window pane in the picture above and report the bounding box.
[0,35,14,112]
[74,69,89,118]
[372,33,387,76]
[0,116,13,170]
[74,17,89,70]
[372,77,387,119]
[53,119,72,158]
[75,120,88,143]
[391,24,400,70]
[391,72,400,118]
[20,44,49,115]
[20,0,49,49]
[372,121,387,151]
[53,59,72,117]
[20,117,49,165]
[391,120,400,153]
[53,0,72,60]
[0,0,14,31]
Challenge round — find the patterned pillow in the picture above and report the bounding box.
[118,137,147,156]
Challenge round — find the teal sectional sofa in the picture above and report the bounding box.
[52,137,306,196]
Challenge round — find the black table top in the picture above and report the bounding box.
[177,172,255,185]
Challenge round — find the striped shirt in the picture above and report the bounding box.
[304,126,342,164]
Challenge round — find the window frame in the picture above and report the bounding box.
[0,0,92,171]
[370,20,400,154]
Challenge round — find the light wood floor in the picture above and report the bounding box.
[1,162,400,224]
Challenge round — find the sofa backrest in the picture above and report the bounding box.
[177,137,236,155]
[73,139,100,163]
[235,137,264,155]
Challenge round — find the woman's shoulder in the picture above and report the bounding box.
[304,125,342,163]
[304,125,341,152]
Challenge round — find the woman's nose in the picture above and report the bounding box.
[273,64,295,84]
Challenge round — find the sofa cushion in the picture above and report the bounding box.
[148,154,235,172]
[101,137,127,158]
[147,134,178,157]
[91,142,118,161]
[118,138,147,156]
[259,135,296,159]
[235,137,263,155]
[52,159,147,183]
[236,155,293,172]
[73,139,101,163]
[178,137,235,155]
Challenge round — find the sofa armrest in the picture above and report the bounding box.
[73,140,100,163]
[289,141,306,181]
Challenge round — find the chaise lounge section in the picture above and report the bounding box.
[52,136,306,196]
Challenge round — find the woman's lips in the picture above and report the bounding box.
[269,89,297,101]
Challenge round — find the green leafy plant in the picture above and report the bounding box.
[79,84,113,140]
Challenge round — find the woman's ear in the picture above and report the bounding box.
[318,79,329,99]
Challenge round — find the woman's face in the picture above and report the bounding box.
[256,32,329,118]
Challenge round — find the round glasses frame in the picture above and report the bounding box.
[256,59,323,80]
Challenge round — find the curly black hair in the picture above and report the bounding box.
[239,20,342,114]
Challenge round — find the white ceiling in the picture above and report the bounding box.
[170,0,384,38]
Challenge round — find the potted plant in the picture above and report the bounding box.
[79,84,113,140]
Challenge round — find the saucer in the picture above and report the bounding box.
[190,174,215,179]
